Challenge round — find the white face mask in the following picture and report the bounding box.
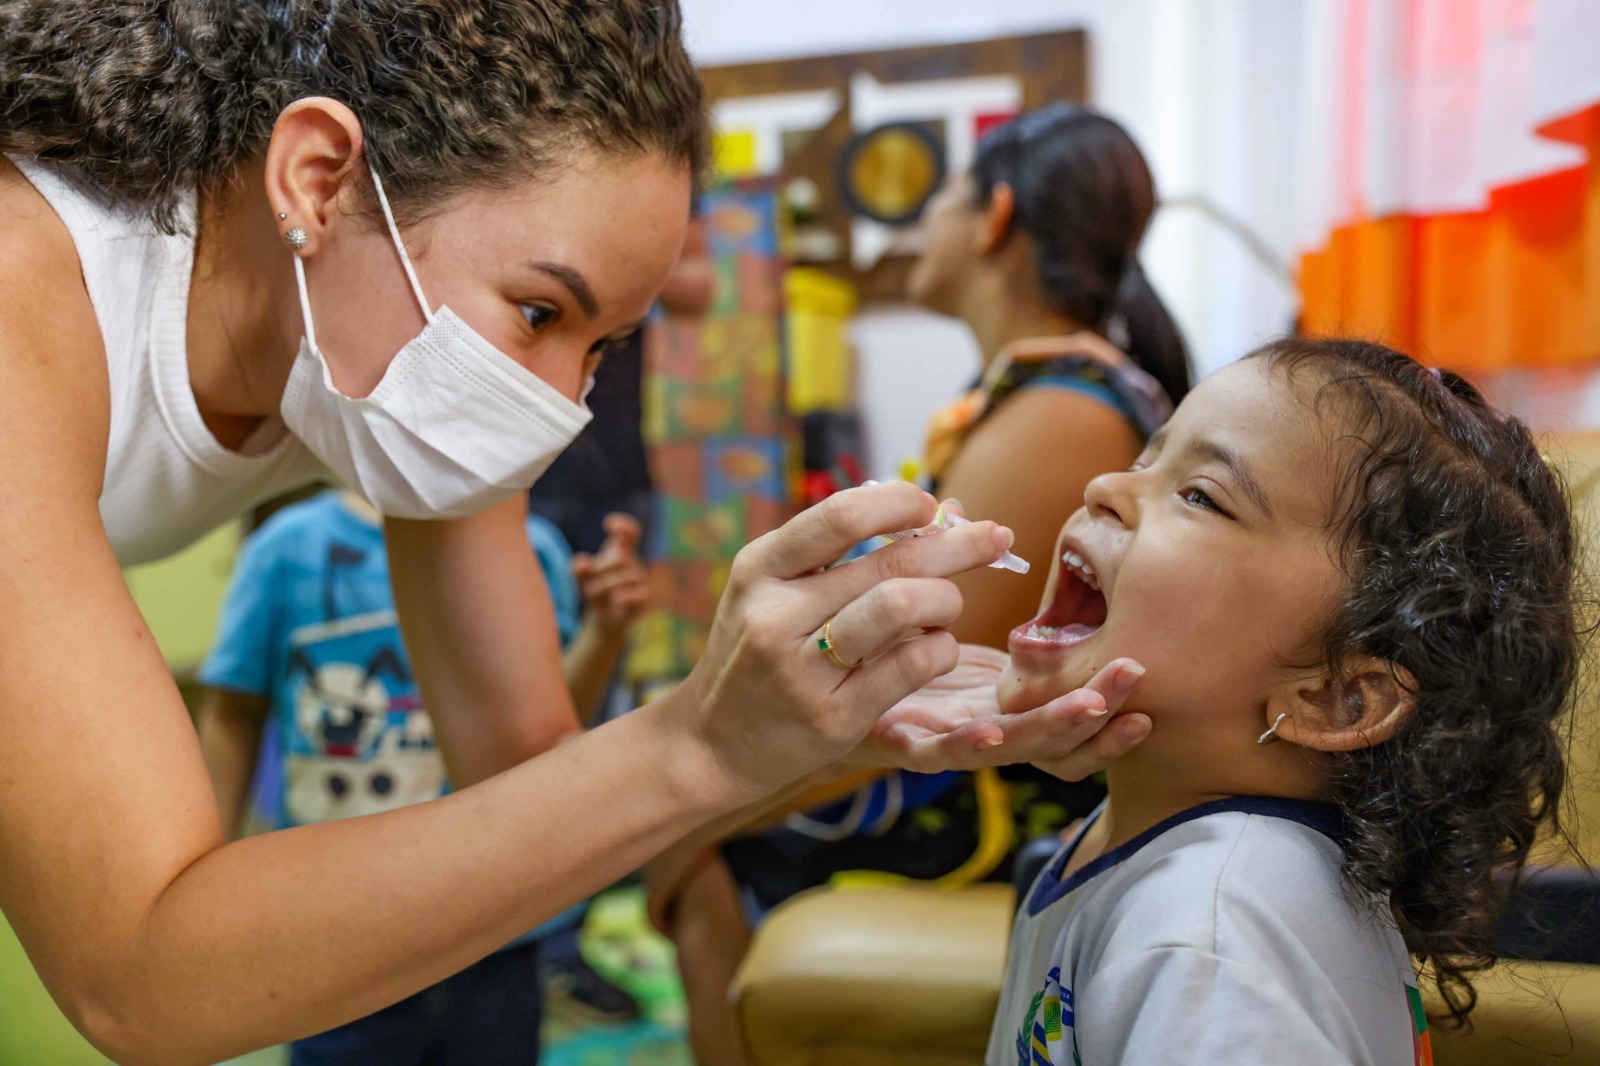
[280,163,593,519]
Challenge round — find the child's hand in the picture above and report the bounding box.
[573,513,651,633]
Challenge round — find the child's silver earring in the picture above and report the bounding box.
[284,227,309,251]
[276,212,287,220]
[1257,713,1290,745]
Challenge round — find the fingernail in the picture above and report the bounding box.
[1083,705,1109,718]
[1114,662,1145,695]
[978,736,1003,750]
[992,525,1015,552]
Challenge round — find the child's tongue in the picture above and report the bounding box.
[1028,570,1108,644]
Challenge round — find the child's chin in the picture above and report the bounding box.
[998,656,1100,716]
[999,663,1063,716]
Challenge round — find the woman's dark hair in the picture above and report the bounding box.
[0,0,707,232]
[971,104,1190,404]
[1253,336,1581,1029]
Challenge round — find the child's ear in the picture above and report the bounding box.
[975,183,1016,256]
[1263,656,1417,752]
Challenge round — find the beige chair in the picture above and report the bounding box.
[734,884,1014,1066]
[733,432,1600,1064]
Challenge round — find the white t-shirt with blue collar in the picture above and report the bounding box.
[987,796,1432,1066]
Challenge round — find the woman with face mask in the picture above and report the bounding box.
[0,5,1148,1062]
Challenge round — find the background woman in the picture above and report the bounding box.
[908,103,1190,649]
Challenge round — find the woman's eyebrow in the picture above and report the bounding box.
[526,260,599,319]
[1192,438,1274,518]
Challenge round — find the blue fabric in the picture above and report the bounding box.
[1028,374,1139,426]
[200,491,580,830]
[794,770,964,838]
[289,940,542,1066]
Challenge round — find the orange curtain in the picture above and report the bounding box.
[1298,0,1600,376]
[1301,106,1600,373]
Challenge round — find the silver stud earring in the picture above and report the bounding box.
[276,212,287,220]
[284,227,309,251]
[1257,712,1290,746]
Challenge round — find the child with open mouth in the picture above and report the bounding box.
[988,337,1580,1065]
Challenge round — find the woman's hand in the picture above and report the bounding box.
[852,651,1152,780]
[666,481,1015,798]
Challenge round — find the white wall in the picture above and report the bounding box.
[681,0,1320,477]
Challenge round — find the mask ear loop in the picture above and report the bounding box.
[293,255,320,354]
[366,160,435,323]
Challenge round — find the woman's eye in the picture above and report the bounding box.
[520,303,558,330]
[1180,486,1224,514]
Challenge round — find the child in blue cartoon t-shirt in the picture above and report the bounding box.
[196,488,648,1066]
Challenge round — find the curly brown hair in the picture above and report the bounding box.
[0,0,707,232]
[1254,337,1582,1028]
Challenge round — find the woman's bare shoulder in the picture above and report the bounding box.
[0,155,110,489]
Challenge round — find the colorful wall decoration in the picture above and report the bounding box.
[629,185,794,685]
[699,32,1088,303]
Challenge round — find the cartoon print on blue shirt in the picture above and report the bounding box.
[282,612,444,823]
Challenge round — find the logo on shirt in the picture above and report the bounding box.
[1015,965,1079,1066]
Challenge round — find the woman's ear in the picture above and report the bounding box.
[975,182,1016,256]
[263,97,366,256]
[1263,656,1418,752]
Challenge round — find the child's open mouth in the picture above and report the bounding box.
[1009,547,1107,658]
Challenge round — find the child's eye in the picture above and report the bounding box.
[520,303,559,330]
[1180,485,1229,516]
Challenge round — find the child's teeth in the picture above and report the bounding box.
[1027,624,1063,641]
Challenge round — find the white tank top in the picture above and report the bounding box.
[11,157,327,565]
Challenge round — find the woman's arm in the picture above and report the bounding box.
[194,689,270,840]
[386,498,582,785]
[938,387,1141,649]
[0,442,996,1066]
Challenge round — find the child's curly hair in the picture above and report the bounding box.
[1253,337,1581,1028]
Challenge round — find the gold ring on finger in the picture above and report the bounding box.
[817,617,864,670]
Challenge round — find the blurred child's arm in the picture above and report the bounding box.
[562,623,629,727]
[564,513,650,725]
[193,521,285,841]
[195,689,268,841]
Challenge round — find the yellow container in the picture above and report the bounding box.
[784,267,857,415]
